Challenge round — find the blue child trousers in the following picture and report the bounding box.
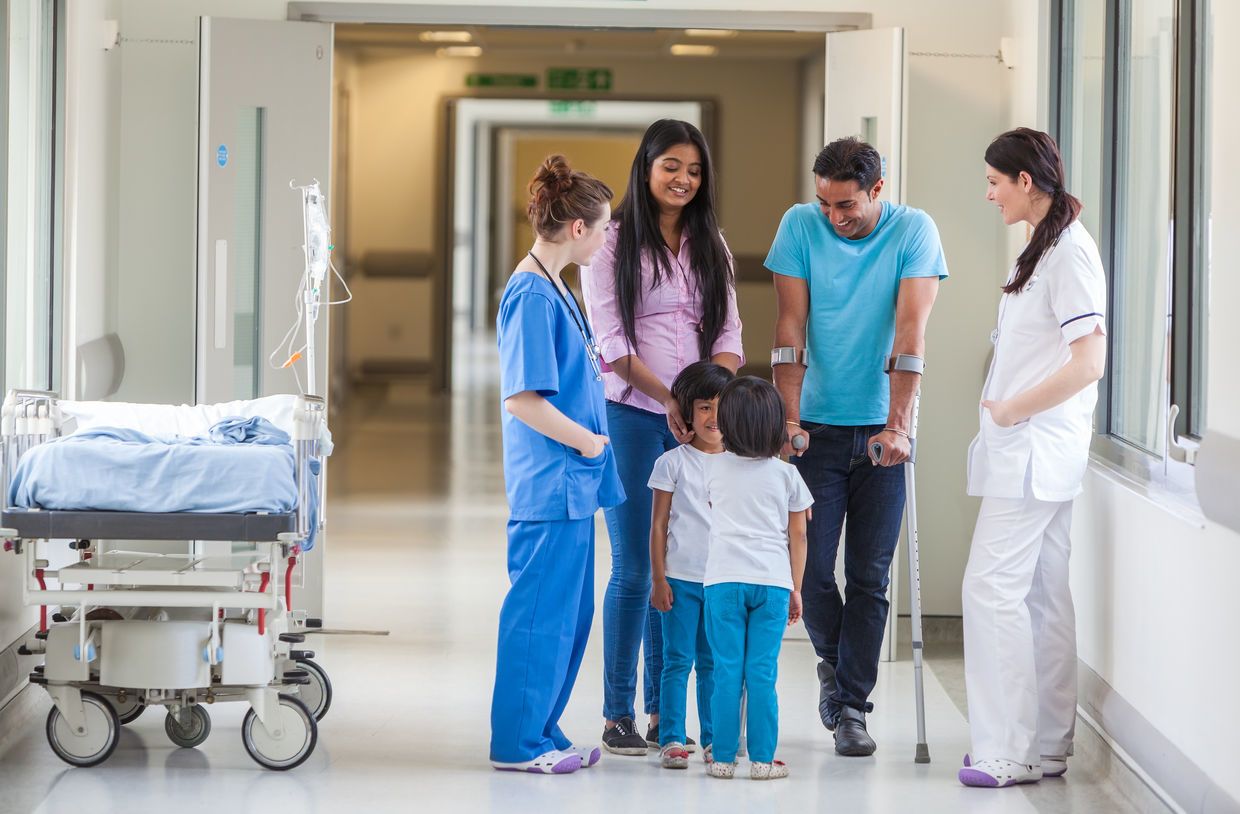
[704,582,790,764]
[658,577,714,748]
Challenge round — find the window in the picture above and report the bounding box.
[2,0,61,395]
[1054,0,1210,472]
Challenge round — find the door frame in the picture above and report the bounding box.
[439,96,713,393]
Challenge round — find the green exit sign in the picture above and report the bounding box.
[466,73,538,89]
[547,67,613,92]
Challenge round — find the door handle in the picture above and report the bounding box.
[214,239,228,350]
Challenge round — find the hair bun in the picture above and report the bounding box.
[531,154,575,198]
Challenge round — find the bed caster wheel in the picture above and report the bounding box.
[241,694,317,770]
[107,695,146,726]
[293,658,332,721]
[46,691,120,767]
[279,632,305,644]
[165,705,211,748]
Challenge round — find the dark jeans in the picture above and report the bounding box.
[792,422,906,720]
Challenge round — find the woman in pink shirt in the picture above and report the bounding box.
[581,119,743,755]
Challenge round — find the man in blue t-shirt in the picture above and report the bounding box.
[765,137,947,757]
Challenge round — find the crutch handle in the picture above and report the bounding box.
[869,442,884,465]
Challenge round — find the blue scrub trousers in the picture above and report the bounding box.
[658,578,714,747]
[490,517,595,763]
[602,401,677,720]
[705,582,790,764]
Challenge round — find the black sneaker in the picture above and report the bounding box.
[602,717,649,756]
[644,722,695,752]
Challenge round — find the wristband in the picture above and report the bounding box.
[884,426,910,439]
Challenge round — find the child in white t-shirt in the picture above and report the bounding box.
[703,376,812,780]
[648,361,735,769]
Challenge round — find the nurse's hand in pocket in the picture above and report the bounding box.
[867,429,910,466]
[578,434,610,459]
[663,398,694,444]
[651,579,673,613]
[787,590,803,626]
[982,400,1020,428]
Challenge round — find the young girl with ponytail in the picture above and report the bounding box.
[489,155,624,774]
[959,128,1107,788]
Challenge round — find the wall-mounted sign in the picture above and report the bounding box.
[466,73,538,89]
[547,67,613,92]
[548,100,599,118]
[216,145,229,168]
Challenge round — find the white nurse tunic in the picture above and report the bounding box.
[961,218,1107,768]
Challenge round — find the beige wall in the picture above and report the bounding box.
[340,46,804,371]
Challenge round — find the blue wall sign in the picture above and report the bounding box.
[217,145,229,168]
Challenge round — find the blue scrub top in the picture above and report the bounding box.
[497,271,625,522]
[764,201,949,426]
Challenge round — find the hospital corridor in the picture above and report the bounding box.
[1,1,1238,813]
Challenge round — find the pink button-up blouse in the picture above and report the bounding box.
[580,225,745,415]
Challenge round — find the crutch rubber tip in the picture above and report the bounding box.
[915,744,930,764]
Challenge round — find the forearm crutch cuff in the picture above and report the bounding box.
[885,354,925,375]
[771,347,806,367]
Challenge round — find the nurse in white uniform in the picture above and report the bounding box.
[959,128,1107,789]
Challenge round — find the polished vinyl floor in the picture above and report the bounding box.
[0,340,1165,813]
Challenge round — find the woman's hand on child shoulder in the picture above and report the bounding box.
[787,591,803,626]
[651,579,674,612]
[578,433,610,458]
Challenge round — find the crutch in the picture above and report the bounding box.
[871,388,930,764]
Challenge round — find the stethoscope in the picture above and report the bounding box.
[528,251,603,382]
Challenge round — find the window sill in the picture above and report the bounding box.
[1087,435,1206,528]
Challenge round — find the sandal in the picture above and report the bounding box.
[750,760,789,780]
[958,756,1041,788]
[492,749,582,774]
[707,760,736,779]
[660,742,689,769]
[567,744,601,768]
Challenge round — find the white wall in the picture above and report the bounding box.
[1067,0,1240,804]
[66,0,1014,618]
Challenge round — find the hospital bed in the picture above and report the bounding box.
[0,389,332,770]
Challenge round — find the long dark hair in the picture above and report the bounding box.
[613,119,733,359]
[985,128,1082,294]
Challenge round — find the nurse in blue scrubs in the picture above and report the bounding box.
[490,155,625,774]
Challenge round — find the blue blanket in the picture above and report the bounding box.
[8,416,301,520]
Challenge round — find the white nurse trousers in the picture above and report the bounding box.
[962,494,1077,766]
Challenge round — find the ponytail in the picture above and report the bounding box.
[984,128,1082,294]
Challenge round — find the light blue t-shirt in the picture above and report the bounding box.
[765,201,948,425]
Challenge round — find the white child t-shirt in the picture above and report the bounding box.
[703,452,814,591]
[648,444,716,583]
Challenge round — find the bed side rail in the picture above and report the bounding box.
[2,390,62,507]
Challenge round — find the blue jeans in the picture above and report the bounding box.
[705,582,789,764]
[658,578,713,747]
[602,401,677,721]
[792,422,906,721]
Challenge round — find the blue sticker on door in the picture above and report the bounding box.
[217,145,229,168]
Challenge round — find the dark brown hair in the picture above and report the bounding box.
[985,128,1082,294]
[813,136,883,190]
[671,360,735,424]
[527,154,613,240]
[717,376,786,459]
[613,120,733,363]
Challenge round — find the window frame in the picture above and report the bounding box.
[1053,0,1209,497]
[0,0,64,397]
